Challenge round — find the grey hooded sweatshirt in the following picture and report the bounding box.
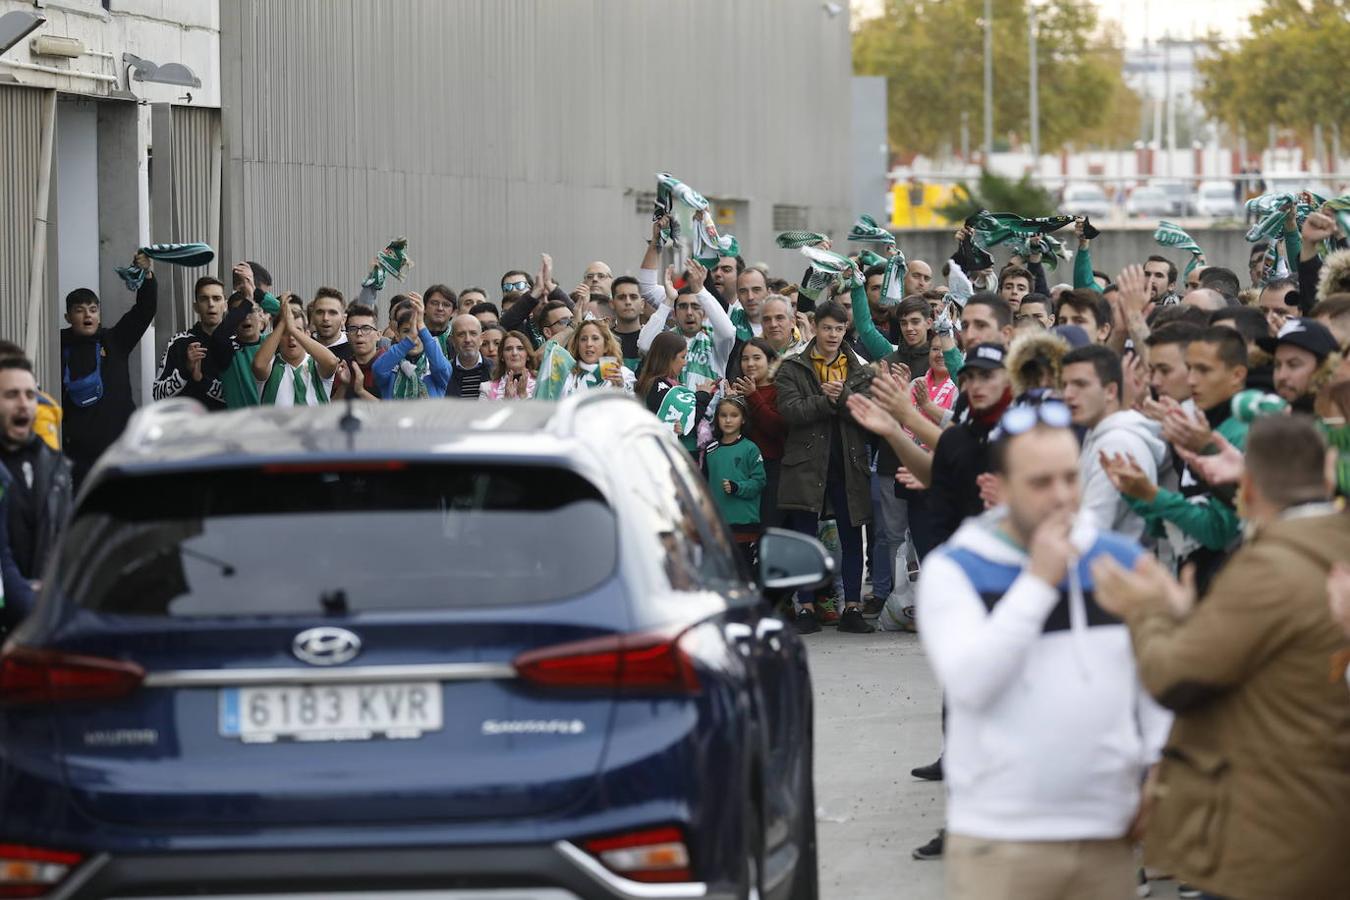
[1078,410,1169,543]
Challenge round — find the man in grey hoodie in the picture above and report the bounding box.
[1061,345,1169,543]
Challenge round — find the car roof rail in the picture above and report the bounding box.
[119,397,207,450]
[547,389,636,438]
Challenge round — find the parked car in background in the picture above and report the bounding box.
[1061,183,1111,219]
[1154,181,1192,217]
[1194,180,1239,219]
[1125,185,1173,219]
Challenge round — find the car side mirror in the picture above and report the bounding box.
[757,528,833,598]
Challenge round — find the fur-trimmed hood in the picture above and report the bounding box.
[1317,248,1350,303]
[1006,329,1071,396]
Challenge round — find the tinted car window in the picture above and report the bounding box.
[59,464,617,616]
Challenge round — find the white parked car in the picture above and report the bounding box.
[1061,183,1111,219]
[1126,186,1173,219]
[1154,181,1192,217]
[1195,181,1239,219]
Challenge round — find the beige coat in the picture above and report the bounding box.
[1125,509,1350,900]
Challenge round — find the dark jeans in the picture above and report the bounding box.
[785,476,863,608]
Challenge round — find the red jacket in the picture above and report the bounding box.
[744,383,786,461]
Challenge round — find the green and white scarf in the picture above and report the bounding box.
[1154,221,1206,281]
[533,339,577,402]
[114,242,216,291]
[362,237,413,291]
[800,245,863,296]
[680,328,720,389]
[391,353,431,400]
[856,249,888,269]
[968,210,1074,250]
[776,230,829,249]
[730,306,758,342]
[656,382,700,437]
[1010,234,1067,270]
[654,171,738,265]
[847,214,895,246]
[879,247,907,305]
[655,172,709,249]
[261,356,328,406]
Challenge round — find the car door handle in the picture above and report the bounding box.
[725,623,754,655]
[756,618,784,639]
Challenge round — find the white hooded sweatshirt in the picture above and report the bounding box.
[917,509,1172,842]
[1078,409,1170,543]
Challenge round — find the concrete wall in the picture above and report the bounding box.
[889,227,1258,288]
[219,0,855,308]
[852,76,889,223]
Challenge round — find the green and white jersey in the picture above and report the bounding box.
[259,354,331,407]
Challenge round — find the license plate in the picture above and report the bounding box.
[219,682,443,743]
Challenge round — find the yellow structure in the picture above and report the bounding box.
[890,182,963,229]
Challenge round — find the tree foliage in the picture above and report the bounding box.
[1194,0,1350,151]
[853,0,1141,157]
[937,170,1057,222]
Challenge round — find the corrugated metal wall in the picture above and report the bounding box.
[220,0,854,306]
[168,105,223,329]
[0,84,56,389]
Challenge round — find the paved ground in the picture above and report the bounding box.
[806,628,1182,900]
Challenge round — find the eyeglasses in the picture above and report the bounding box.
[501,281,530,294]
[345,325,378,335]
[993,400,1072,440]
[547,317,574,330]
[583,272,610,281]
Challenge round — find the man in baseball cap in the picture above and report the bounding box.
[1257,318,1340,410]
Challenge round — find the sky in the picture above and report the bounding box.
[850,0,1268,48]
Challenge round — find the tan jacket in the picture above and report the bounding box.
[1125,509,1350,900]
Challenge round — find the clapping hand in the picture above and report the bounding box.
[1174,430,1244,486]
[1101,450,1157,502]
[1092,553,1197,621]
[186,341,206,382]
[1161,405,1214,454]
[845,393,902,439]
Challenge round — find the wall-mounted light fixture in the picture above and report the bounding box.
[123,52,201,89]
[0,9,46,55]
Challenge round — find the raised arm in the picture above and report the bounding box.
[848,281,896,360]
[250,309,288,382]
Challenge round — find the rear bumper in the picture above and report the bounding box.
[49,843,734,900]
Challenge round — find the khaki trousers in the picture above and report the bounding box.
[945,833,1135,900]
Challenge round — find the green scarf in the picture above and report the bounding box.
[800,245,862,295]
[776,230,829,249]
[879,248,907,305]
[1010,234,1067,270]
[968,210,1073,250]
[847,214,895,246]
[656,383,699,436]
[1153,221,1205,281]
[533,338,577,401]
[362,237,413,290]
[856,249,888,269]
[261,356,328,406]
[391,352,431,399]
[114,242,216,291]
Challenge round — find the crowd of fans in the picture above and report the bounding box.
[3,190,1350,899]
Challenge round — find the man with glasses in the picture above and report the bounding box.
[581,261,614,298]
[917,398,1168,900]
[339,303,383,400]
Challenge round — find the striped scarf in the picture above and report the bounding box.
[880,248,907,305]
[362,237,413,291]
[114,242,216,290]
[391,352,430,399]
[776,230,829,249]
[847,214,895,246]
[968,210,1073,250]
[1154,220,1205,281]
[261,356,328,406]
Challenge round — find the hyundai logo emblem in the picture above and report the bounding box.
[291,627,362,666]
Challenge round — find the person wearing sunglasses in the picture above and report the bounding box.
[915,397,1170,900]
[499,255,577,350]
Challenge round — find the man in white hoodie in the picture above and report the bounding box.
[917,400,1170,900]
[1061,344,1169,543]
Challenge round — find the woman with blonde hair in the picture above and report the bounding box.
[560,319,635,396]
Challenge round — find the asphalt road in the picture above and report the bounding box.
[805,629,1183,900]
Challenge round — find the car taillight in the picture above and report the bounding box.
[0,647,144,705]
[0,844,84,898]
[514,628,700,694]
[583,826,692,883]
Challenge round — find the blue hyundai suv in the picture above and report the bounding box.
[0,393,828,900]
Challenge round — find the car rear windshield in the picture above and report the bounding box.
[58,463,617,616]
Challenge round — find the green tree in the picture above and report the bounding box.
[1195,0,1350,152]
[937,170,1057,221]
[853,0,1140,157]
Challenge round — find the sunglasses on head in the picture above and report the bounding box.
[993,399,1072,441]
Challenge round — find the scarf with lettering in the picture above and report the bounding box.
[362,237,413,291]
[847,214,895,246]
[1153,220,1205,281]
